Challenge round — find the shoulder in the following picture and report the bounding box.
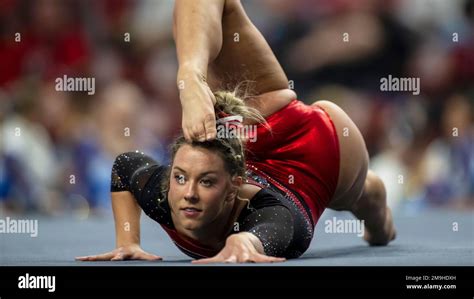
[248,188,285,208]
[238,183,262,200]
[239,187,287,215]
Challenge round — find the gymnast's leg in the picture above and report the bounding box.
[351,170,396,245]
[312,100,396,245]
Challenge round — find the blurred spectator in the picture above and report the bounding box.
[0,0,472,217]
[0,0,91,87]
[70,80,168,213]
[0,82,59,213]
[419,93,473,208]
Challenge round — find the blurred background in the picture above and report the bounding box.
[0,0,472,219]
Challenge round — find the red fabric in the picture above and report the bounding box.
[160,99,341,258]
[245,99,340,226]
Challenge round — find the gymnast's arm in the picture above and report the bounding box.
[193,202,294,263]
[174,0,225,141]
[76,153,163,262]
[76,192,162,261]
[238,205,295,257]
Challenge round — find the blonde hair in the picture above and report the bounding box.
[213,90,267,125]
[158,90,267,205]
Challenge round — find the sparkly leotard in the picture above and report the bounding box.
[110,99,340,259]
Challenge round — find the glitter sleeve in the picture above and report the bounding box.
[238,189,295,258]
[111,151,162,194]
[110,151,173,227]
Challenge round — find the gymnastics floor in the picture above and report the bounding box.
[1,208,472,266]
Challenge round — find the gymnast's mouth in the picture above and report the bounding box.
[181,207,202,217]
[180,207,203,212]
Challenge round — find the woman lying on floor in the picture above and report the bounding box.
[76,0,395,263]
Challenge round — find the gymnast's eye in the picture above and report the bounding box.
[200,179,214,187]
[174,174,186,185]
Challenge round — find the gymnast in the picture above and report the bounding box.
[76,0,395,264]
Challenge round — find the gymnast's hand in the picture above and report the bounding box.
[191,232,286,264]
[179,71,217,142]
[75,244,162,261]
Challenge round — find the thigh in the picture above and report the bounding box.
[311,100,369,210]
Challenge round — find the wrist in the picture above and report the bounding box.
[177,64,207,87]
[116,241,140,249]
[116,234,140,248]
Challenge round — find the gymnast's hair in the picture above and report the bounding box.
[158,90,267,204]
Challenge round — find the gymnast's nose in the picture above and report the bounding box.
[184,181,199,203]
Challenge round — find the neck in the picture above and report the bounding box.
[180,199,242,250]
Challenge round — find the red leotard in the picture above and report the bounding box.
[110,99,341,258]
[245,99,340,227]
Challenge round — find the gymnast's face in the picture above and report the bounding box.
[168,144,239,232]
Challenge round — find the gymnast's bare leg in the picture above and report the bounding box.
[314,100,396,245]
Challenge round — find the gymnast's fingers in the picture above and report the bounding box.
[134,252,163,261]
[251,254,286,263]
[191,256,221,264]
[182,122,192,141]
[75,251,115,261]
[204,113,217,140]
[110,252,125,261]
[237,252,251,263]
[191,123,207,142]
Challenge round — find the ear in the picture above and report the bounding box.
[225,175,243,202]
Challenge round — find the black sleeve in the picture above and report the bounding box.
[238,189,295,258]
[110,151,173,227]
[111,151,161,194]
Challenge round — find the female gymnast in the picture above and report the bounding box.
[76,0,395,263]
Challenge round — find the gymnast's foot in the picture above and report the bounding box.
[363,207,396,246]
